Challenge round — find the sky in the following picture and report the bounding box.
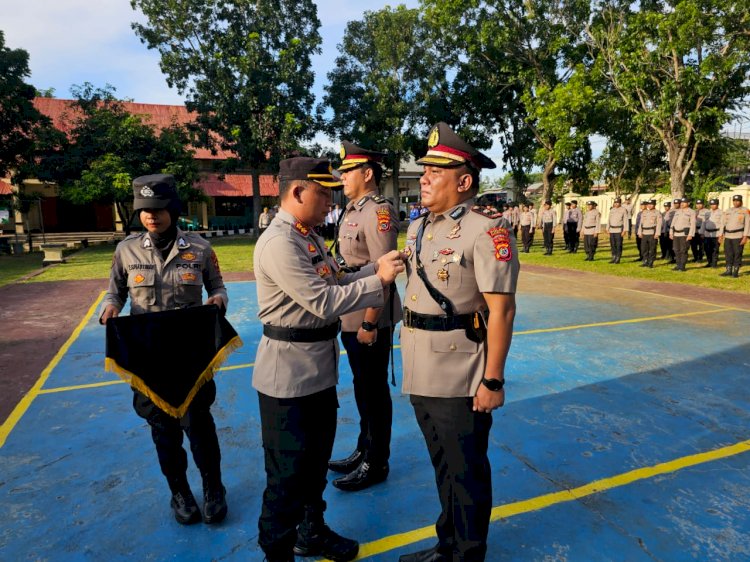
[1,0,609,179]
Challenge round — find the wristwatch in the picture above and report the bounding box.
[481,377,505,391]
[361,321,377,332]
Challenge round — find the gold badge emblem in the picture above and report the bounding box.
[134,274,145,284]
[181,252,196,261]
[181,273,197,282]
[340,144,346,159]
[428,125,439,148]
[437,268,449,281]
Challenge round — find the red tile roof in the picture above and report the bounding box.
[0,180,14,195]
[198,173,279,197]
[33,98,234,160]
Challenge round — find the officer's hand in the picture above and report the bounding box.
[741,236,748,246]
[376,250,404,286]
[669,234,674,240]
[473,384,505,414]
[99,305,119,325]
[357,327,377,346]
[719,235,724,244]
[687,236,693,241]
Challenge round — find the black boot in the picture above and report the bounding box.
[170,487,201,525]
[328,450,363,474]
[294,509,359,561]
[732,267,740,278]
[332,461,389,492]
[615,255,621,264]
[399,544,449,562]
[720,267,732,277]
[203,482,227,524]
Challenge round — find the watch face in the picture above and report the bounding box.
[482,378,504,391]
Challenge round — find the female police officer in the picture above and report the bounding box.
[100,174,228,525]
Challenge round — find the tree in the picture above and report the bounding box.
[586,0,750,198]
[0,30,52,179]
[424,0,595,202]
[131,0,322,230]
[35,83,199,234]
[321,5,449,210]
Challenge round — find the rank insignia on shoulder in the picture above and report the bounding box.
[376,208,392,232]
[293,221,310,236]
[449,206,466,220]
[308,243,317,253]
[181,252,196,261]
[487,226,512,262]
[356,196,369,207]
[372,194,386,204]
[143,237,152,248]
[472,205,502,219]
[177,237,189,248]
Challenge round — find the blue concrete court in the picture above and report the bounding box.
[1,271,750,561]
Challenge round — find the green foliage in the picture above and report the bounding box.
[0,31,54,179]
[131,0,323,226]
[587,0,750,197]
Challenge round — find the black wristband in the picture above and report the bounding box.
[361,321,377,332]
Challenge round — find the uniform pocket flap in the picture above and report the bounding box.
[429,330,478,354]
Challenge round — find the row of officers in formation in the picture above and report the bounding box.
[502,195,749,277]
[101,123,519,562]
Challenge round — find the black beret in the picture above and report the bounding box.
[732,194,743,201]
[614,197,622,203]
[587,200,597,206]
[648,199,657,205]
[417,122,496,170]
[673,198,681,204]
[337,141,386,172]
[279,157,341,188]
[565,202,571,206]
[680,197,689,203]
[709,198,719,205]
[544,200,552,205]
[571,200,578,204]
[695,199,704,204]
[664,201,671,206]
[133,174,179,211]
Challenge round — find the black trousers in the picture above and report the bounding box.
[690,234,704,261]
[642,234,657,264]
[341,328,393,465]
[133,380,222,493]
[609,231,623,257]
[584,234,598,257]
[542,223,554,252]
[411,396,493,562]
[724,238,744,268]
[257,387,338,558]
[636,235,642,259]
[704,237,719,265]
[520,225,531,251]
[529,225,536,246]
[566,222,579,251]
[673,236,689,268]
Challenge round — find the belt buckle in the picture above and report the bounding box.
[404,308,413,328]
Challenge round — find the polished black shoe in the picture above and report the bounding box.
[294,523,359,561]
[732,267,740,278]
[170,489,201,525]
[639,261,648,267]
[332,462,389,492]
[399,544,449,562]
[720,268,732,277]
[203,484,227,524]
[328,450,364,474]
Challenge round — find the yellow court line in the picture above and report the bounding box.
[342,438,750,560]
[0,290,106,448]
[513,308,735,336]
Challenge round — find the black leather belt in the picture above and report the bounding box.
[725,228,743,233]
[671,227,690,234]
[642,227,656,231]
[402,308,482,331]
[705,228,718,232]
[263,321,340,342]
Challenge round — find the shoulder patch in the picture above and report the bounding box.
[487,226,512,262]
[376,208,392,232]
[472,205,502,219]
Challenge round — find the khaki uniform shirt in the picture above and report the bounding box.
[258,212,271,229]
[538,208,557,228]
[694,208,710,232]
[638,209,662,237]
[670,208,696,237]
[337,192,402,332]
[101,228,227,317]
[529,209,538,227]
[519,211,533,226]
[582,209,601,235]
[608,206,628,233]
[720,206,750,239]
[567,208,583,232]
[253,209,385,398]
[400,200,520,398]
[700,209,723,238]
[622,203,633,221]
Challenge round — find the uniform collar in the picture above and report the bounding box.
[277,208,315,237]
[141,227,190,249]
[429,199,473,223]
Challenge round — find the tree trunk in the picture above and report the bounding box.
[541,156,556,202]
[251,170,261,238]
[116,201,132,236]
[664,139,686,199]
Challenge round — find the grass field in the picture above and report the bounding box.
[1,229,746,292]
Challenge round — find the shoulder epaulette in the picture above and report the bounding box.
[471,205,502,219]
[371,194,387,204]
[124,232,143,241]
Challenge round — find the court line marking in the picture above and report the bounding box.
[342,438,750,560]
[34,307,736,396]
[0,291,106,448]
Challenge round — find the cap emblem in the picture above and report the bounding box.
[339,145,346,159]
[428,126,439,148]
[140,186,155,198]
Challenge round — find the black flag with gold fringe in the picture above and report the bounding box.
[105,305,242,418]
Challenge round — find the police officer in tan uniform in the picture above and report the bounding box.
[100,174,229,526]
[252,158,403,562]
[567,200,583,253]
[399,123,519,562]
[519,204,534,252]
[670,197,696,271]
[528,202,538,248]
[660,201,673,260]
[700,198,723,268]
[692,199,709,262]
[638,199,662,268]
[328,141,402,492]
[537,200,557,255]
[622,196,634,238]
[607,197,627,263]
[719,194,750,278]
[582,201,601,261]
